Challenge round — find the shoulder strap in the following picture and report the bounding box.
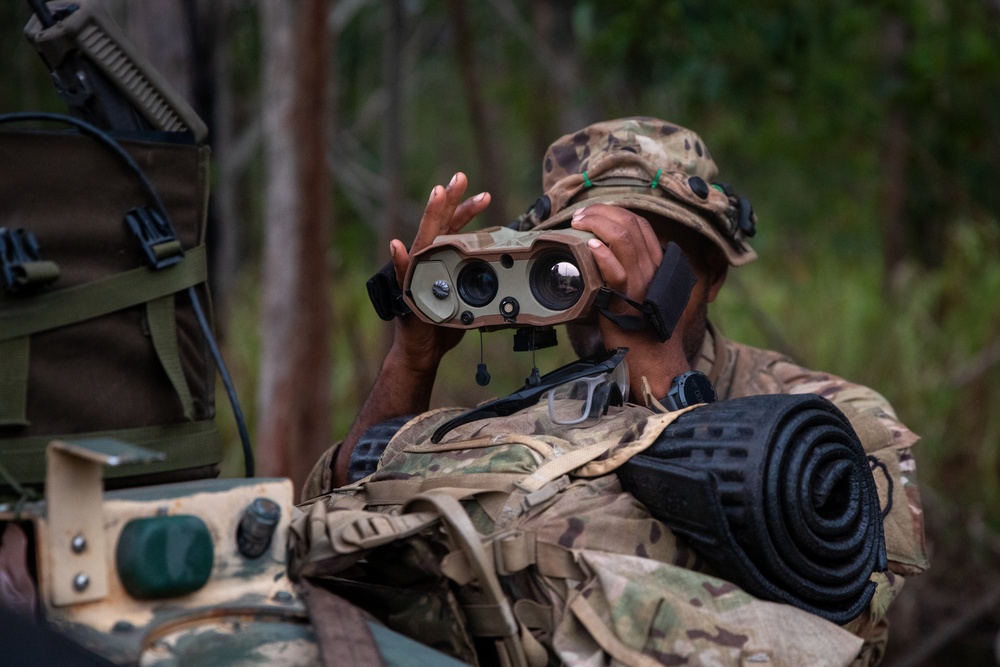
[300,579,386,667]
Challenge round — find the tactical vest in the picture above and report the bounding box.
[291,400,873,667]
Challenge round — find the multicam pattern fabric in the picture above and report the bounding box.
[521,117,758,266]
[295,322,926,666]
[296,320,926,667]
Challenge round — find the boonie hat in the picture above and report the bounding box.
[517,117,757,266]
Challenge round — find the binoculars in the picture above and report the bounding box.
[403,227,602,329]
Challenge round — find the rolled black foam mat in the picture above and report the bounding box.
[617,393,887,624]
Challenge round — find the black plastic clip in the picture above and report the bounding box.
[366,260,411,320]
[0,227,60,294]
[125,206,184,270]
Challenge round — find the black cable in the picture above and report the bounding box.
[0,113,171,224]
[0,112,255,477]
[26,0,56,28]
[868,455,893,519]
[189,286,254,477]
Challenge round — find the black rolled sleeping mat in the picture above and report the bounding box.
[616,393,887,625]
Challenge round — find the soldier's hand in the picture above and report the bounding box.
[569,203,691,396]
[388,172,490,374]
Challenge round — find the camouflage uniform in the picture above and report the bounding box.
[299,321,927,666]
[299,117,928,666]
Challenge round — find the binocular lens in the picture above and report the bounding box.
[531,251,583,311]
[457,261,499,307]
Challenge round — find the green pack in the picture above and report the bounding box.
[0,127,222,490]
[291,402,874,667]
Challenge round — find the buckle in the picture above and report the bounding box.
[125,206,184,270]
[0,227,60,294]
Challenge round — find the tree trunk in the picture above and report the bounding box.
[379,0,405,250]
[205,0,242,329]
[123,1,194,106]
[528,0,598,134]
[257,0,333,491]
[445,0,508,227]
[879,15,909,294]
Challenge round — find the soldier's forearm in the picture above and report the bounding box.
[332,349,439,487]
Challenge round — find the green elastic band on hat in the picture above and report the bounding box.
[583,171,592,188]
[651,169,662,189]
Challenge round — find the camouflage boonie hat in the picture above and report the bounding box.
[518,117,757,266]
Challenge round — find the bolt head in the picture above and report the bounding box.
[71,534,87,554]
[73,573,90,592]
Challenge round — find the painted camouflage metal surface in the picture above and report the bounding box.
[3,477,318,666]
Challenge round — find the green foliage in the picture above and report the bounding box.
[4,2,998,654]
[714,219,1000,521]
[206,2,1000,536]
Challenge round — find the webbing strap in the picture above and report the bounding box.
[404,492,518,636]
[146,295,195,420]
[326,509,440,555]
[516,440,619,493]
[0,244,207,341]
[444,530,582,580]
[404,491,539,667]
[513,599,554,634]
[364,473,524,506]
[301,579,387,667]
[0,337,30,427]
[0,419,221,486]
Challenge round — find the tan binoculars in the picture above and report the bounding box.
[403,227,603,329]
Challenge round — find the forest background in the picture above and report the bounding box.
[3,0,999,664]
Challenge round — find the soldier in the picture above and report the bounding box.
[303,117,928,663]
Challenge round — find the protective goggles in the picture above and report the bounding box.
[430,347,630,443]
[546,348,629,424]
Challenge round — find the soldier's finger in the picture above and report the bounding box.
[633,212,663,267]
[437,172,469,230]
[571,209,648,282]
[390,239,410,286]
[574,204,662,268]
[444,171,469,202]
[448,192,491,233]
[585,237,629,295]
[572,204,663,284]
[411,185,447,253]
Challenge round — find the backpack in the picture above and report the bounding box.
[0,123,222,491]
[290,398,879,667]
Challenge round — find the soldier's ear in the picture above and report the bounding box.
[706,264,727,303]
